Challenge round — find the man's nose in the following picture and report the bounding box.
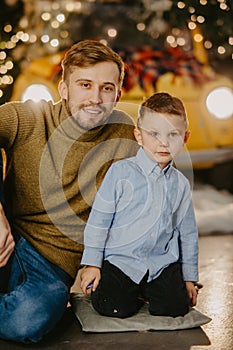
[89,87,102,104]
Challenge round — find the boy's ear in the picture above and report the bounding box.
[134,127,143,146]
[184,130,190,144]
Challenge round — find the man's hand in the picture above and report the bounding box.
[0,203,15,267]
[80,266,101,295]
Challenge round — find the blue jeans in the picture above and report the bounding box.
[0,235,73,343]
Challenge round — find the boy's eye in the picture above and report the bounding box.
[150,131,159,138]
[170,132,179,137]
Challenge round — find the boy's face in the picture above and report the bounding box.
[134,112,190,169]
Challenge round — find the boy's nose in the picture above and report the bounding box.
[159,136,169,147]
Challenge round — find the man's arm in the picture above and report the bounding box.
[0,202,15,267]
[0,103,24,266]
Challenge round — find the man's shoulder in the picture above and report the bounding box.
[110,109,135,126]
[0,99,56,117]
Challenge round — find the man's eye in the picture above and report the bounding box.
[103,85,114,92]
[82,83,90,88]
[78,82,91,88]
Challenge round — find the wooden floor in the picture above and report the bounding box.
[0,234,232,350]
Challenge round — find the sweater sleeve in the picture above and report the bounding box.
[0,150,4,204]
[0,102,19,149]
[0,100,50,150]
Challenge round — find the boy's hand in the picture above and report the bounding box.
[0,203,15,267]
[185,281,200,306]
[80,266,101,295]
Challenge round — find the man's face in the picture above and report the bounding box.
[59,61,121,130]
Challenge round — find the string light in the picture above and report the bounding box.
[188,22,197,30]
[41,13,51,21]
[0,52,7,60]
[0,0,232,103]
[177,2,185,9]
[137,23,146,31]
[218,46,226,54]
[29,34,37,43]
[56,14,66,23]
[194,33,203,42]
[51,20,60,29]
[4,25,12,33]
[197,16,205,23]
[50,39,59,47]
[188,7,196,13]
[204,41,213,49]
[107,28,117,38]
[220,3,228,10]
[41,35,50,43]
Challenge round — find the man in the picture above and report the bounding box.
[0,40,138,343]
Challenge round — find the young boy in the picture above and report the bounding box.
[80,92,199,318]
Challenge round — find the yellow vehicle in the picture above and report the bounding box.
[10,42,233,170]
[8,20,232,179]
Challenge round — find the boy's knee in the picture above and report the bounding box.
[92,291,139,318]
[149,298,189,317]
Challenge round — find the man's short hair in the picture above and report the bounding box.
[61,40,125,88]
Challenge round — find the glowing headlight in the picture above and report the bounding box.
[21,84,54,102]
[206,87,233,119]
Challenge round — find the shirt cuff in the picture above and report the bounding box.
[81,247,103,268]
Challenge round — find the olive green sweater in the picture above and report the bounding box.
[0,99,138,279]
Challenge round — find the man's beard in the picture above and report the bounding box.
[67,101,112,130]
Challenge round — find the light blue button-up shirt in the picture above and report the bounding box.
[81,147,198,283]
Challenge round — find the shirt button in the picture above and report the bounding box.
[150,233,154,237]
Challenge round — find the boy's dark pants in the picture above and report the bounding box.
[92,261,190,318]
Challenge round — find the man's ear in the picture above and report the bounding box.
[113,90,122,107]
[134,127,143,146]
[184,130,190,144]
[58,80,68,100]
[116,90,121,102]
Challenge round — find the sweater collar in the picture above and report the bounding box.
[57,99,109,141]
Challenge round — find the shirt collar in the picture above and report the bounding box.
[136,147,173,177]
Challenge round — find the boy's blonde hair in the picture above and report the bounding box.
[61,39,125,88]
[138,92,188,128]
